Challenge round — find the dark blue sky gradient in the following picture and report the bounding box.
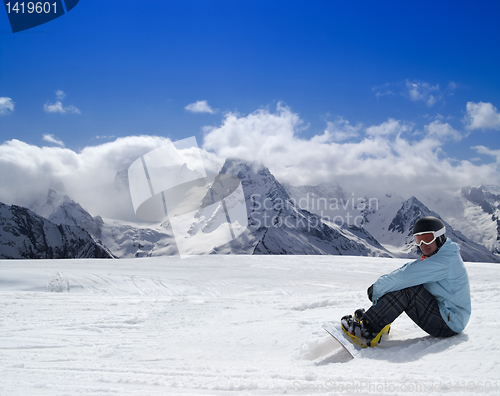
[1,0,499,161]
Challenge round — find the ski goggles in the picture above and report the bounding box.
[414,227,446,247]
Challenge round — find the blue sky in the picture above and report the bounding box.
[1,1,500,212]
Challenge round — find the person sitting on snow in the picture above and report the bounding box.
[341,216,471,348]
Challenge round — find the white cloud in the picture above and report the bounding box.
[44,101,81,114]
[0,137,159,218]
[44,90,81,114]
[405,80,441,107]
[366,118,410,136]
[203,103,300,164]
[0,97,14,115]
[43,134,65,147]
[0,136,223,219]
[472,145,500,164]
[424,120,462,142]
[447,81,458,93]
[185,100,215,114]
[1,104,498,222]
[312,117,360,143]
[203,103,498,197]
[55,90,66,100]
[374,79,460,107]
[372,83,395,99]
[465,101,500,130]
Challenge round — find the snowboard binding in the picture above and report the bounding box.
[341,309,390,348]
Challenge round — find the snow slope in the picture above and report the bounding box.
[1,256,498,395]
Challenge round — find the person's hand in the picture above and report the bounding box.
[367,284,374,302]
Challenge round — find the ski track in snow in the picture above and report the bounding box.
[0,256,499,396]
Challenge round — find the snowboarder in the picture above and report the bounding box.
[341,216,471,348]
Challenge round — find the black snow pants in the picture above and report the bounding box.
[363,284,457,338]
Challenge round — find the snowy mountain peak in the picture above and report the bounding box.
[220,158,291,202]
[220,158,270,178]
[215,159,391,257]
[32,188,105,240]
[36,188,70,218]
[388,196,428,235]
[461,186,499,215]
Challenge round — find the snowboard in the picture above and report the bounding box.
[323,324,357,359]
[324,321,392,355]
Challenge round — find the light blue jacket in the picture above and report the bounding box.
[372,238,471,333]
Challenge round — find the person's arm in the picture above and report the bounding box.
[371,254,451,303]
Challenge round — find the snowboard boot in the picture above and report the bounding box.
[341,309,391,348]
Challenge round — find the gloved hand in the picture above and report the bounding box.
[367,284,374,302]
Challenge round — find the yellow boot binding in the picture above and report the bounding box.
[341,314,391,348]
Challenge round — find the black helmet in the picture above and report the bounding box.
[413,216,447,250]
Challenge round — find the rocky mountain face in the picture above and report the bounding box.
[217,159,392,257]
[0,202,114,259]
[31,188,173,259]
[37,188,105,239]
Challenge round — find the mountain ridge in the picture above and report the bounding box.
[0,202,115,259]
[3,159,499,262]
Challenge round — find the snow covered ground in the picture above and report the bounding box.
[1,255,499,396]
